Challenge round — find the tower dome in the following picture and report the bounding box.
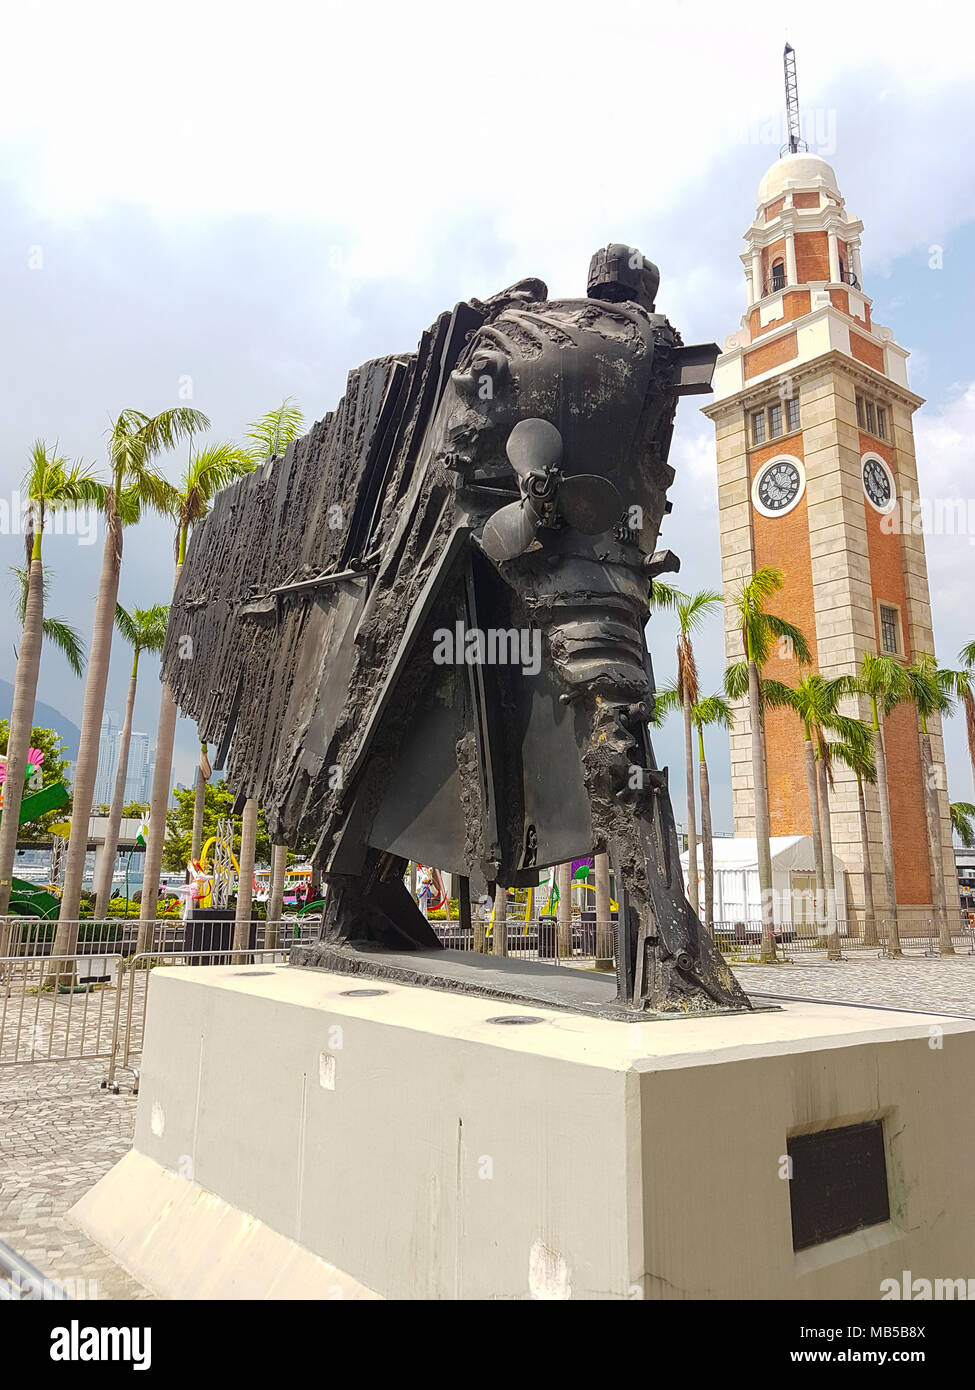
[758,152,840,208]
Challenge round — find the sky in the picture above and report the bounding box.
[1,0,974,833]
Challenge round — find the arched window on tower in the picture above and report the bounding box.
[770,259,786,293]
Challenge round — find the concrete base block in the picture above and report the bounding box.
[72,964,975,1300]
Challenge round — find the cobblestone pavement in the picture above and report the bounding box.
[0,1059,152,1299]
[735,952,975,1016]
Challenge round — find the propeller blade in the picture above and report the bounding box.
[480,498,541,562]
[505,418,563,479]
[557,474,624,536]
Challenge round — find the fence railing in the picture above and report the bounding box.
[711,916,975,957]
[431,917,616,962]
[105,946,289,1093]
[0,914,321,960]
[0,1240,71,1301]
[0,924,297,1074]
[2,911,972,1077]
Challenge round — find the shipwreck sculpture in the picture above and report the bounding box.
[162,245,750,1017]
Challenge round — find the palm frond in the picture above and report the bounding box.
[246,398,304,461]
[677,588,722,634]
[42,617,85,677]
[904,654,954,723]
[179,443,254,527]
[760,678,797,711]
[693,693,733,730]
[649,681,681,725]
[763,613,812,666]
[115,602,171,655]
[114,603,139,649]
[829,736,877,784]
[650,581,686,612]
[950,801,975,848]
[724,661,750,702]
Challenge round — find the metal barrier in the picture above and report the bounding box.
[104,945,290,1094]
[711,916,975,958]
[0,953,123,1066]
[0,920,309,1073]
[431,917,615,962]
[0,914,322,960]
[2,909,972,1078]
[0,1239,71,1300]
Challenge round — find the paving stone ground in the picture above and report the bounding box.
[0,1059,151,1299]
[734,951,975,1016]
[3,951,975,1298]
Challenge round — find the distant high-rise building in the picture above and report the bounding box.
[92,711,120,807]
[124,733,152,805]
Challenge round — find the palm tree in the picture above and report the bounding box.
[950,801,975,848]
[956,643,975,792]
[827,731,878,945]
[56,408,209,946]
[848,654,908,956]
[904,655,956,955]
[92,604,169,918]
[191,744,210,859]
[762,674,865,958]
[652,586,722,919]
[0,443,99,915]
[725,568,811,962]
[245,397,304,463]
[137,441,253,951]
[653,685,732,933]
[11,567,86,675]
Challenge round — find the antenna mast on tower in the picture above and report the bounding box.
[780,43,808,157]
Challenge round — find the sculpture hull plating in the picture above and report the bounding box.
[162,248,749,1016]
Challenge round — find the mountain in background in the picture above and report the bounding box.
[0,678,82,760]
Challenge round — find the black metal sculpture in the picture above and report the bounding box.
[163,246,750,1018]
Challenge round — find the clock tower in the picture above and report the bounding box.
[702,126,957,932]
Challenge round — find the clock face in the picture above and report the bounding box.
[754,459,803,516]
[863,456,894,513]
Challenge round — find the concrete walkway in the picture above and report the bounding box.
[0,1059,151,1299]
[736,952,975,1016]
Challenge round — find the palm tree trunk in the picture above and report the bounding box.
[873,716,902,956]
[919,728,954,955]
[698,730,715,936]
[136,680,178,955]
[682,688,699,915]
[190,749,207,859]
[491,882,508,956]
[234,797,258,952]
[266,842,287,950]
[557,862,572,958]
[747,658,776,962]
[857,776,878,946]
[93,663,138,918]
[56,521,122,942]
[803,734,826,934]
[137,560,183,954]
[816,758,841,959]
[594,850,613,965]
[0,555,44,917]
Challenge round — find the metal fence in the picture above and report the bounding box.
[0,918,307,1077]
[2,909,973,1079]
[431,916,615,962]
[0,914,321,960]
[711,915,975,958]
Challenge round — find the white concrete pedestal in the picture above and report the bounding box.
[72,964,975,1299]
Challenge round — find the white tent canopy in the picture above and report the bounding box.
[680,836,848,927]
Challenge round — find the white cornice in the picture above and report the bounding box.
[701,347,925,420]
